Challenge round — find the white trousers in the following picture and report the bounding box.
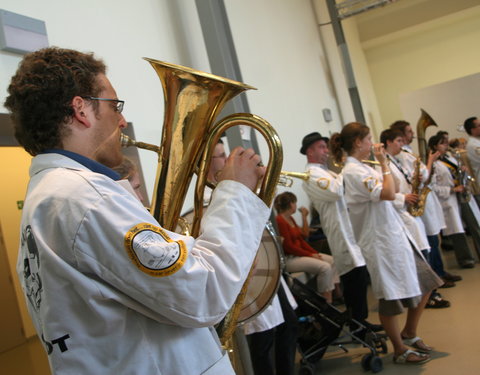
[285,254,338,293]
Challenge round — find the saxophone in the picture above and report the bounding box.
[408,157,432,217]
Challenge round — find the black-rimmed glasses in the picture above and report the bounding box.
[81,96,125,114]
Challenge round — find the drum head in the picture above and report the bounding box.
[177,210,281,324]
[237,223,281,324]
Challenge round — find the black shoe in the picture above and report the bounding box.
[362,321,384,332]
[443,272,462,282]
[425,297,450,308]
[460,262,475,269]
[439,279,456,288]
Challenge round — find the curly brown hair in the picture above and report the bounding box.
[4,47,106,155]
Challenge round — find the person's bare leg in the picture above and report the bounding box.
[401,293,432,351]
[379,313,428,362]
[379,314,405,356]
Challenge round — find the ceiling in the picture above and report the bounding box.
[342,0,480,42]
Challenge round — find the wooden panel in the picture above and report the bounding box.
[0,147,36,338]
[0,222,25,353]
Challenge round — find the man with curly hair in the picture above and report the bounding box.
[5,47,269,375]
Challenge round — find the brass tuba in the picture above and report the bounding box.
[416,108,438,163]
[122,58,283,350]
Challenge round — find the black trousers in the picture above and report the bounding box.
[427,234,445,277]
[247,282,298,375]
[340,265,369,323]
[444,231,475,266]
[460,200,480,260]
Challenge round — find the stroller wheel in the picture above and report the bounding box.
[369,356,383,373]
[299,362,316,375]
[361,353,373,371]
[362,354,383,373]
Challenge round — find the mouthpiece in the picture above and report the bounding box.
[120,133,161,154]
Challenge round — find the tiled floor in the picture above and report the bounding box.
[1,249,479,374]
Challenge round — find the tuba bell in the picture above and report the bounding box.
[416,108,438,163]
[121,58,283,352]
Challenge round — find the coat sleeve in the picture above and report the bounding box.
[393,193,406,209]
[303,166,343,203]
[344,165,383,203]
[73,179,271,328]
[431,162,453,200]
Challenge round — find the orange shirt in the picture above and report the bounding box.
[276,215,317,257]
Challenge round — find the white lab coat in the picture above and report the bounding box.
[467,136,480,184]
[433,157,480,235]
[431,159,465,235]
[397,150,445,236]
[302,163,366,276]
[242,277,297,335]
[443,152,480,221]
[387,154,430,252]
[17,153,270,375]
[342,157,421,301]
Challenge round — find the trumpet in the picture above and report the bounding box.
[362,159,381,166]
[121,133,308,190]
[278,170,310,187]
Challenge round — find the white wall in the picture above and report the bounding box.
[400,72,480,153]
[224,0,343,216]
[361,5,480,130]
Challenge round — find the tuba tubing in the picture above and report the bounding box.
[122,58,283,353]
[193,113,283,348]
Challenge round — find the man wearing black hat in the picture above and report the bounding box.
[300,132,382,334]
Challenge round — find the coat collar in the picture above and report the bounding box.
[35,149,120,180]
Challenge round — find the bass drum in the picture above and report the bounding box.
[177,209,283,324]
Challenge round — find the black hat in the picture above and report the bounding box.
[300,132,328,155]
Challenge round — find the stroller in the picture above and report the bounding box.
[287,275,387,374]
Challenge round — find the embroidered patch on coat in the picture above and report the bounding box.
[363,177,377,192]
[316,177,330,190]
[124,223,187,277]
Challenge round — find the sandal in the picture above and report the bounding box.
[393,349,431,364]
[402,336,433,353]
